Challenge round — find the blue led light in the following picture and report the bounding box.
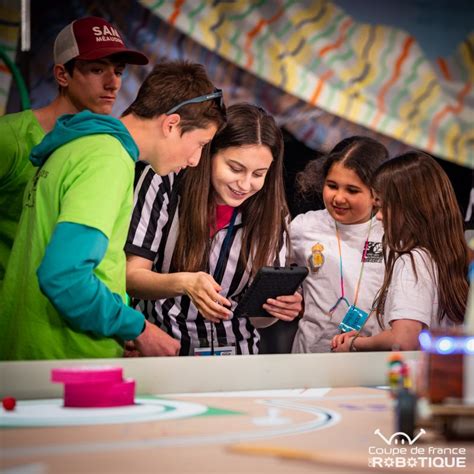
[465,337,474,354]
[419,331,474,354]
[436,337,456,354]
[418,331,432,351]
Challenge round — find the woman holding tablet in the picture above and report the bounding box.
[125,103,301,356]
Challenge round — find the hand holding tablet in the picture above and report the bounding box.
[234,266,308,318]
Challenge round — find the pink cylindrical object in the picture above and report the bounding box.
[63,378,135,408]
[51,366,123,384]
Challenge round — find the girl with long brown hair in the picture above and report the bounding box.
[126,103,301,356]
[332,152,469,351]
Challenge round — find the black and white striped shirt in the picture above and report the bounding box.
[126,164,286,356]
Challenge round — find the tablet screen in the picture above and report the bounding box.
[233,266,308,318]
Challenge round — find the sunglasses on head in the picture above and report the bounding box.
[165,88,225,115]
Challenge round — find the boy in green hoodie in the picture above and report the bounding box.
[0,60,226,360]
[0,16,148,289]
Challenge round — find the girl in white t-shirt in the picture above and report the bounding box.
[291,136,388,353]
[332,152,469,352]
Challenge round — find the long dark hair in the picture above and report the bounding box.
[372,152,468,325]
[296,136,389,197]
[171,103,289,275]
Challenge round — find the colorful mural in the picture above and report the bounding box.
[139,0,473,167]
[1,0,473,167]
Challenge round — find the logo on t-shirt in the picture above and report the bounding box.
[364,241,383,263]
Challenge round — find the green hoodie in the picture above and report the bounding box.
[0,110,144,360]
[30,110,139,166]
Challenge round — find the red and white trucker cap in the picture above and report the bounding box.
[53,16,148,65]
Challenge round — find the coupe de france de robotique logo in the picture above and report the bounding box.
[374,428,426,445]
[368,428,467,469]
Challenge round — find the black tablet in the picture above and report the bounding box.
[233,266,308,318]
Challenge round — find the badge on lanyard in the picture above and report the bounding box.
[308,243,325,272]
[338,305,370,332]
[195,337,236,356]
[330,218,373,331]
[194,346,236,356]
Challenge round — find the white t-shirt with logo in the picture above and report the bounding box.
[290,209,385,353]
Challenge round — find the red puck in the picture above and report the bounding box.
[2,397,16,411]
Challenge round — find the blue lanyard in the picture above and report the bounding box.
[209,208,238,355]
[213,208,238,283]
